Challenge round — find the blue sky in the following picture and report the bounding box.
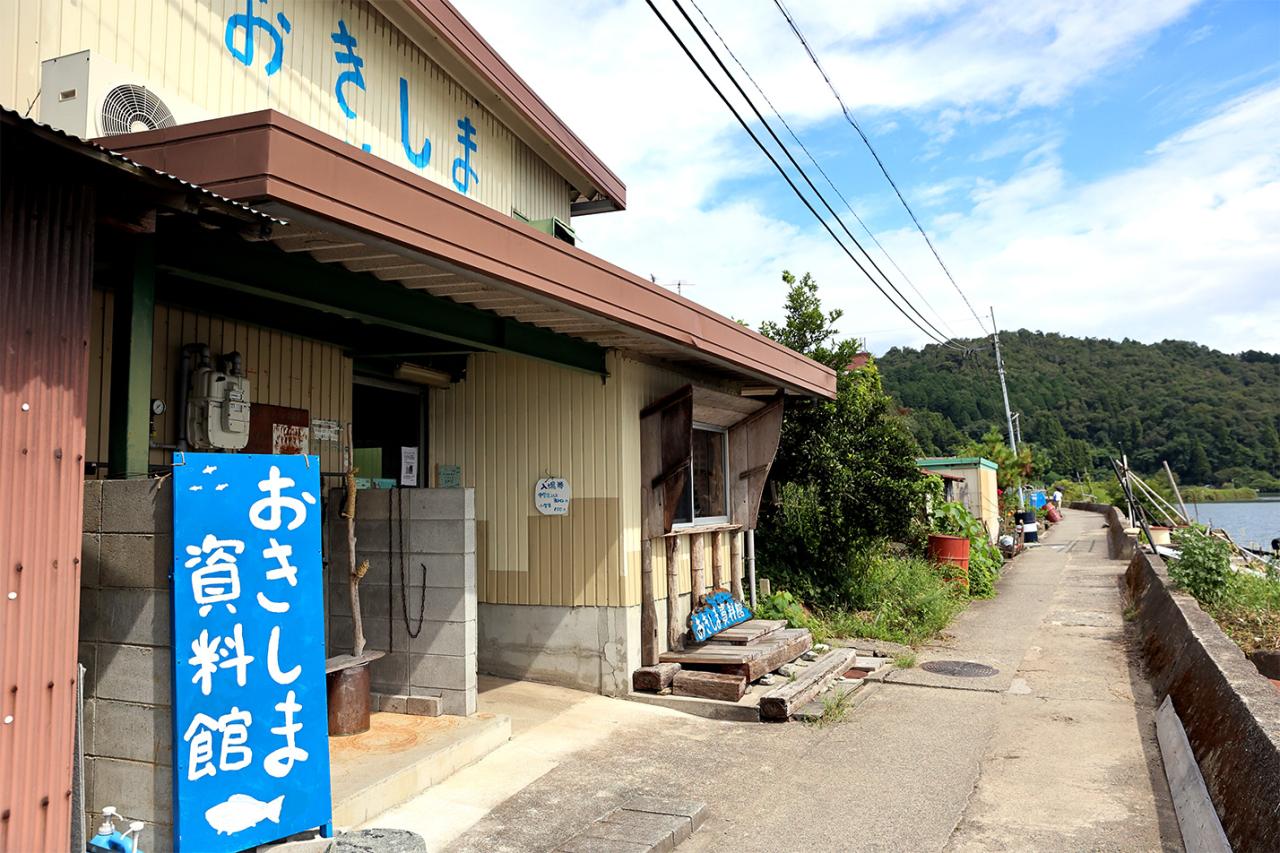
[454,0,1280,354]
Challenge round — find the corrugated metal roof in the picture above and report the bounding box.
[0,107,285,226]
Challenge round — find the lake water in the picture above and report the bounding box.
[1187,499,1280,550]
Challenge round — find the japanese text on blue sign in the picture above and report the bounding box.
[172,453,331,851]
[689,591,751,643]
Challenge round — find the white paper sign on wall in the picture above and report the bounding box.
[534,477,571,516]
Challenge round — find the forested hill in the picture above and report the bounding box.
[878,331,1280,489]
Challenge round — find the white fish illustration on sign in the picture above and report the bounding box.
[215,483,229,491]
[204,793,284,835]
[202,465,218,474]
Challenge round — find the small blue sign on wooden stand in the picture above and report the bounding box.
[689,590,752,642]
[171,453,332,851]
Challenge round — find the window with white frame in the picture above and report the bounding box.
[672,424,729,525]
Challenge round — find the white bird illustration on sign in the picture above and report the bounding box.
[204,793,284,835]
[216,483,229,491]
[188,485,203,491]
[202,465,218,474]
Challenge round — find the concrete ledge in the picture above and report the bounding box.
[1126,549,1280,849]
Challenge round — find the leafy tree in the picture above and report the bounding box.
[756,271,935,607]
[1186,441,1212,485]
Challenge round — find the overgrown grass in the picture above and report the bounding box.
[1182,486,1259,503]
[893,652,918,669]
[804,687,856,728]
[1203,570,1280,654]
[756,551,966,646]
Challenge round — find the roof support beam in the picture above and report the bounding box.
[154,226,607,377]
[108,237,156,477]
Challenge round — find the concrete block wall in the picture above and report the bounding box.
[80,478,176,852]
[327,489,477,716]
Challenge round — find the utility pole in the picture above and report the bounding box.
[991,307,1025,510]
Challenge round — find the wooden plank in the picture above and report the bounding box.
[706,619,786,645]
[673,670,747,703]
[740,629,813,681]
[640,537,658,667]
[324,649,386,674]
[632,662,681,693]
[759,648,858,721]
[666,536,682,651]
[1156,695,1231,853]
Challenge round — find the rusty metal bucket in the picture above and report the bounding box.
[327,663,371,736]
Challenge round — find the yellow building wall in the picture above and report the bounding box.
[429,352,737,610]
[86,290,354,477]
[0,0,570,222]
[979,465,1000,542]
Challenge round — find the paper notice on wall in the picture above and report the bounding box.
[400,447,419,487]
[534,477,571,516]
[311,419,340,442]
[272,423,310,455]
[437,464,462,488]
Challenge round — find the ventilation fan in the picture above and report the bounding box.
[98,84,176,135]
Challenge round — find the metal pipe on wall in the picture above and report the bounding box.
[746,528,757,608]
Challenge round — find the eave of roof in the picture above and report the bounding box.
[373,0,626,214]
[104,111,835,399]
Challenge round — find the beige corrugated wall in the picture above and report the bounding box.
[431,352,736,610]
[86,291,353,475]
[0,0,570,222]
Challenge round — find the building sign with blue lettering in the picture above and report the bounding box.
[534,477,570,516]
[171,453,331,851]
[689,591,751,643]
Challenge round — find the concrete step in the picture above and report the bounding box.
[555,798,707,852]
[330,710,511,828]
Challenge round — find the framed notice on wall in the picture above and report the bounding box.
[171,453,332,851]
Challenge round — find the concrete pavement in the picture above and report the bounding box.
[374,510,1183,851]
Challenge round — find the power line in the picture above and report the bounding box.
[771,0,990,336]
[668,0,963,350]
[650,0,965,350]
[687,0,963,342]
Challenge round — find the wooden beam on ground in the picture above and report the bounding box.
[632,662,681,693]
[673,670,747,702]
[759,648,858,721]
[706,619,786,645]
[666,536,682,651]
[730,530,744,602]
[690,531,705,603]
[640,537,658,667]
[740,629,812,681]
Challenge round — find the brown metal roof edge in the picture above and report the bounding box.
[382,0,626,211]
[104,111,836,399]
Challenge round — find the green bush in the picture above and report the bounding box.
[1169,526,1232,604]
[757,551,964,645]
[931,501,1004,597]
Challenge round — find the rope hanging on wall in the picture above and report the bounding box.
[388,487,428,640]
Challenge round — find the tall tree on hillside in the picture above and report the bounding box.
[757,271,933,606]
[1186,440,1212,485]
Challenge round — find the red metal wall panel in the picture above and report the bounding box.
[0,146,95,853]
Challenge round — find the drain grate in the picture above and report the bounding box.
[920,660,999,678]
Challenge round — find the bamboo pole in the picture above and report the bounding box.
[1162,460,1191,524]
[710,530,724,590]
[690,532,704,605]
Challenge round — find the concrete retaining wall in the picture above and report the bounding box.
[1126,549,1280,849]
[1068,502,1134,561]
[477,594,688,696]
[327,489,477,716]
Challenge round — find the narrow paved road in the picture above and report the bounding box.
[424,511,1183,851]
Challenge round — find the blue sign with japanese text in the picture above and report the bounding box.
[171,453,331,851]
[689,591,752,643]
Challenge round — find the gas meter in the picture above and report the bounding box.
[187,350,251,450]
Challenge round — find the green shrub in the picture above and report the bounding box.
[1169,527,1232,604]
[931,501,1004,598]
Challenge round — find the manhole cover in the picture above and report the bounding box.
[920,660,999,678]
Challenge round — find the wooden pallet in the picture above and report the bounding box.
[660,628,812,681]
[705,619,786,646]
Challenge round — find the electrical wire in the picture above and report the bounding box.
[687,0,963,343]
[650,0,966,350]
[771,0,991,336]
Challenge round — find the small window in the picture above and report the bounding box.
[672,425,729,525]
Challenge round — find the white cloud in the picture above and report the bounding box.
[452,0,1279,354]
